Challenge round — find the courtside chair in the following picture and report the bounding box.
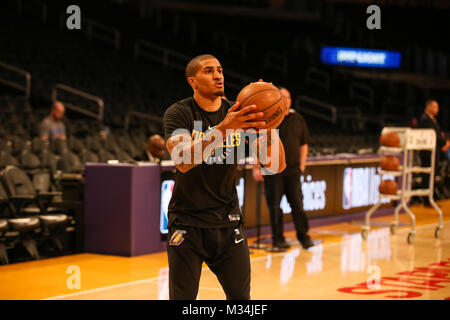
[1,165,69,255]
[0,175,40,261]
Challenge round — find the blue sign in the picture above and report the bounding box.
[320,46,401,68]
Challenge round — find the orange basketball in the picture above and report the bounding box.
[380,156,400,171]
[236,82,285,130]
[380,131,400,148]
[379,180,398,195]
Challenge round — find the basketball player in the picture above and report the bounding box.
[253,87,314,250]
[163,54,286,300]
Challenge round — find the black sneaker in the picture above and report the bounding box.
[279,241,291,249]
[266,244,286,252]
[300,236,314,249]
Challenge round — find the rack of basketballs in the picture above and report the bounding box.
[362,127,443,244]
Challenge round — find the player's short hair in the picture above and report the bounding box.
[185,54,218,81]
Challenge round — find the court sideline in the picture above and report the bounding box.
[0,200,448,300]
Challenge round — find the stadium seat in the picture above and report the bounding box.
[31,138,59,177]
[117,134,140,160]
[68,136,100,164]
[0,179,40,261]
[0,218,8,264]
[1,166,69,255]
[51,139,84,173]
[0,184,11,264]
[85,135,115,162]
[0,149,19,169]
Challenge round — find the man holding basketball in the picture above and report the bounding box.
[163,54,286,300]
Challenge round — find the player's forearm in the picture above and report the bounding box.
[252,130,286,173]
[266,138,286,173]
[171,128,226,173]
[300,144,308,171]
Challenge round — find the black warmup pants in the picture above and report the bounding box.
[264,169,309,244]
[167,223,251,300]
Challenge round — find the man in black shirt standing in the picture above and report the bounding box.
[253,87,314,251]
[418,99,450,205]
[163,54,286,300]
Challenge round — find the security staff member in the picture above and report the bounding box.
[253,87,314,250]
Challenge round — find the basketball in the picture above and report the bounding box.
[236,81,286,130]
[380,131,400,148]
[380,156,400,171]
[379,180,398,195]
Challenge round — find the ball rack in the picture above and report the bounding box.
[362,127,443,244]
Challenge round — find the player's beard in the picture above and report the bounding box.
[214,89,225,96]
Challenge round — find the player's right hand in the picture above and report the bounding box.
[217,102,266,133]
[252,167,264,182]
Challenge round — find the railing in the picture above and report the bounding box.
[124,110,163,131]
[148,0,321,21]
[323,0,449,9]
[134,39,190,71]
[58,15,121,50]
[15,0,47,23]
[306,68,330,94]
[336,106,366,131]
[52,84,104,122]
[296,95,337,124]
[349,81,374,109]
[85,19,121,51]
[212,32,248,60]
[264,52,288,77]
[134,39,255,90]
[223,70,255,91]
[0,61,31,99]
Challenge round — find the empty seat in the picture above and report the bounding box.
[51,139,84,173]
[1,166,70,256]
[0,179,40,262]
[0,150,19,169]
[86,135,115,162]
[0,193,10,264]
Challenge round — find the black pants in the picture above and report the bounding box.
[167,223,251,300]
[264,170,309,244]
[420,151,439,203]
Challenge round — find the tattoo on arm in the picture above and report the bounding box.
[166,129,225,173]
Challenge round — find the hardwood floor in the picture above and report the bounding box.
[1,200,449,300]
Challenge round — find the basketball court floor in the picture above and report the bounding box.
[1,200,449,300]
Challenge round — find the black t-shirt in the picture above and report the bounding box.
[163,97,246,228]
[418,112,445,165]
[277,110,310,170]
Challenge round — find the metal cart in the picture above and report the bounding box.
[362,127,443,244]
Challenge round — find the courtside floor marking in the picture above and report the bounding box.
[43,220,449,300]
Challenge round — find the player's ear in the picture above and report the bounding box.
[188,77,198,90]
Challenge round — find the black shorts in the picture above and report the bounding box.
[167,223,251,300]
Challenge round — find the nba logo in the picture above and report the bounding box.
[160,180,174,234]
[343,168,352,210]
